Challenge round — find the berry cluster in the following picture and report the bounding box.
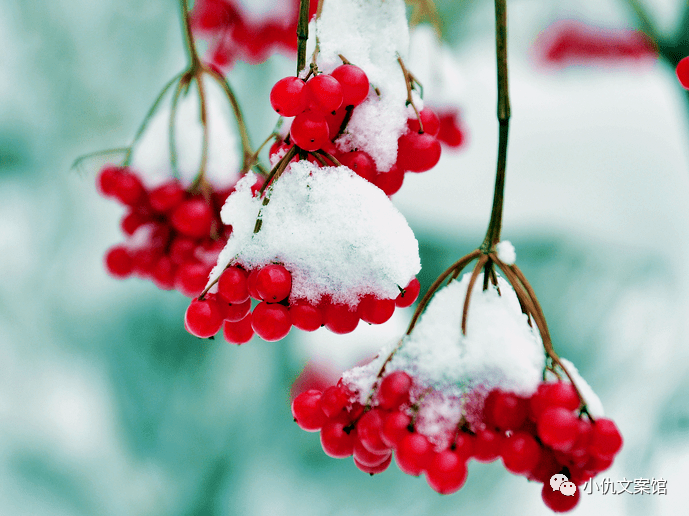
[185,263,421,343]
[97,165,239,296]
[292,372,622,513]
[268,64,442,196]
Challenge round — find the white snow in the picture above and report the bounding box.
[496,240,517,265]
[129,72,241,190]
[549,357,605,418]
[209,161,421,304]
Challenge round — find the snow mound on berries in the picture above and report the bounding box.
[210,161,420,304]
[496,240,516,265]
[129,74,241,189]
[548,358,605,418]
[314,0,413,172]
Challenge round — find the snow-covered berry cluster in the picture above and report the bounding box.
[97,165,247,295]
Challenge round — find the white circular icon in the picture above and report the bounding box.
[550,474,577,496]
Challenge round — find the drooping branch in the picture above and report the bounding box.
[297,0,311,74]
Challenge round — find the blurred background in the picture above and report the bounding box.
[1,0,688,514]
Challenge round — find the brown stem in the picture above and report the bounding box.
[315,150,342,166]
[481,0,511,252]
[397,56,424,133]
[180,0,200,70]
[297,0,311,74]
[254,146,298,233]
[461,255,489,335]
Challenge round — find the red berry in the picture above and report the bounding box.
[484,389,528,431]
[331,64,370,106]
[500,431,541,475]
[407,108,440,136]
[105,245,134,278]
[270,76,307,116]
[380,410,412,448]
[353,438,391,467]
[223,314,254,344]
[353,452,392,475]
[426,450,468,494]
[373,164,405,196]
[217,266,250,304]
[149,181,185,213]
[473,428,503,463]
[358,295,395,324]
[113,170,145,206]
[452,432,475,459]
[255,264,292,302]
[357,409,389,454]
[305,74,343,114]
[320,416,357,458]
[151,256,176,290]
[320,385,350,418]
[395,432,433,476]
[171,199,214,238]
[251,301,291,341]
[290,111,330,152]
[530,382,580,420]
[395,278,420,307]
[247,268,261,299]
[339,151,376,182]
[97,165,120,196]
[289,302,323,331]
[376,371,412,410]
[541,482,580,513]
[169,237,197,265]
[590,417,623,458]
[528,448,561,483]
[676,56,689,89]
[396,131,441,173]
[323,302,359,334]
[437,111,465,148]
[185,297,225,338]
[292,389,327,431]
[175,261,211,297]
[323,105,349,139]
[537,407,580,451]
[223,298,252,322]
[120,211,150,236]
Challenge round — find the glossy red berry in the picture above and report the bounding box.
[395,278,420,307]
[590,418,623,458]
[357,409,389,454]
[185,297,225,338]
[407,108,440,136]
[395,432,433,476]
[305,74,343,114]
[323,302,359,334]
[357,295,395,324]
[223,298,252,322]
[396,131,442,173]
[537,407,580,451]
[175,261,211,297]
[374,164,405,196]
[500,432,541,475]
[270,76,307,116]
[292,389,327,431]
[484,389,528,430]
[676,56,689,89]
[331,64,370,106]
[353,439,391,467]
[290,111,330,152]
[353,453,392,475]
[105,245,134,278]
[289,302,323,331]
[320,385,350,418]
[473,428,503,463]
[171,199,214,238]
[251,302,291,341]
[380,410,412,448]
[149,181,185,213]
[339,151,376,182]
[223,314,254,344]
[376,371,412,410]
[218,266,250,304]
[320,416,357,458]
[541,482,580,513]
[426,450,468,494]
[255,264,292,302]
[114,170,145,206]
[97,165,120,196]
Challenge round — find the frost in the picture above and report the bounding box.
[496,240,517,265]
[209,161,420,305]
[129,75,241,190]
[314,0,411,171]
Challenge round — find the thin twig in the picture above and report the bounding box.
[397,56,423,133]
[461,255,489,335]
[297,0,311,74]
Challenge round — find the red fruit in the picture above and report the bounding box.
[113,170,145,206]
[339,151,376,182]
[305,74,343,114]
[380,410,413,448]
[537,407,580,451]
[357,409,389,454]
[354,453,392,475]
[426,450,468,494]
[323,105,349,139]
[376,371,412,410]
[530,382,580,420]
[185,297,225,338]
[132,246,161,277]
[97,165,120,196]
[255,264,292,302]
[590,418,623,458]
[396,131,442,173]
[353,439,391,467]
[223,314,254,344]
[289,302,323,331]
[374,164,405,196]
[500,432,541,475]
[358,295,395,324]
[152,256,176,290]
[251,302,291,341]
[169,237,197,265]
[290,112,330,152]
[473,428,503,463]
[105,245,134,278]
[452,431,475,459]
[218,266,250,304]
[292,389,327,431]
[270,76,308,116]
[395,432,433,476]
[149,181,185,213]
[246,268,261,299]
[395,278,420,307]
[437,111,465,148]
[171,199,214,238]
[331,64,369,106]
[323,302,359,334]
[320,416,357,458]
[175,261,211,297]
[484,389,528,431]
[529,448,561,483]
[677,56,689,89]
[223,298,252,322]
[541,482,580,513]
[407,108,440,136]
[320,385,350,418]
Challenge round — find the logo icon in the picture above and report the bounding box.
[550,474,577,496]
